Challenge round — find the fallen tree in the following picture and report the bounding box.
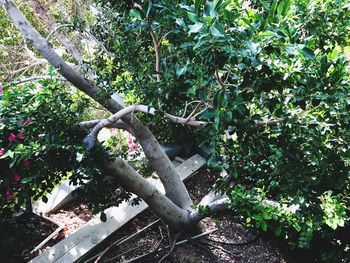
[2,0,229,231]
[1,1,350,261]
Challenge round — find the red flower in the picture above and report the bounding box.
[23,159,30,168]
[0,149,4,156]
[8,133,16,142]
[244,184,252,190]
[17,133,25,139]
[5,191,16,200]
[20,120,25,126]
[13,173,21,183]
[4,184,16,200]
[27,117,32,123]
[128,143,138,153]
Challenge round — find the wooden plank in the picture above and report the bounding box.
[30,154,206,263]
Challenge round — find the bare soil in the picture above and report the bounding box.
[79,168,288,263]
[10,166,288,263]
[0,211,58,263]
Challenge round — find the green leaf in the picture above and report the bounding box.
[187,12,198,23]
[300,47,316,60]
[129,9,141,19]
[213,113,220,130]
[269,0,278,23]
[0,150,14,159]
[21,177,33,184]
[225,111,232,121]
[201,109,216,119]
[274,227,282,236]
[176,65,187,77]
[146,1,152,19]
[210,22,224,37]
[48,65,55,76]
[42,196,48,204]
[277,0,285,18]
[76,152,84,162]
[100,212,107,222]
[241,18,255,31]
[188,22,203,34]
[282,0,292,17]
[195,0,203,14]
[175,18,186,28]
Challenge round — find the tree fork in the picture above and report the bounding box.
[3,0,192,210]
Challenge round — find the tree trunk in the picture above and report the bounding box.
[104,157,192,231]
[29,0,84,64]
[4,0,192,212]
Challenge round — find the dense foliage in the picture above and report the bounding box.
[0,73,149,216]
[1,0,350,262]
[89,0,350,261]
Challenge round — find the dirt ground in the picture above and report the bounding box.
[19,166,288,263]
[77,168,287,263]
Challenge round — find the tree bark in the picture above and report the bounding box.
[4,0,192,210]
[104,157,191,231]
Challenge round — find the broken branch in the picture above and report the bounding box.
[83,104,206,149]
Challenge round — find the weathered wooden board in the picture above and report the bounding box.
[30,154,206,263]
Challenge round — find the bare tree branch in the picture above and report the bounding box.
[83,104,206,149]
[29,0,83,64]
[1,75,67,88]
[46,24,75,41]
[79,119,135,136]
[150,29,161,82]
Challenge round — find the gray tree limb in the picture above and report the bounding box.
[29,0,84,64]
[83,104,206,149]
[4,0,193,210]
[104,157,191,231]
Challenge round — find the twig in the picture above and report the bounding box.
[122,228,218,263]
[189,240,215,263]
[158,234,179,263]
[83,104,206,149]
[82,29,115,58]
[154,226,165,252]
[195,240,239,257]
[91,219,161,263]
[30,215,65,254]
[1,75,67,88]
[150,29,161,82]
[206,236,258,246]
[103,244,145,262]
[46,24,75,41]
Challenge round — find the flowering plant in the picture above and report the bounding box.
[0,80,88,214]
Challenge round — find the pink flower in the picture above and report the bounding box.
[13,173,21,183]
[20,120,25,126]
[244,184,252,190]
[5,190,16,200]
[27,117,32,123]
[23,159,30,168]
[0,87,3,93]
[8,133,16,142]
[17,133,25,139]
[127,138,133,145]
[4,184,16,200]
[0,149,4,156]
[128,143,138,153]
